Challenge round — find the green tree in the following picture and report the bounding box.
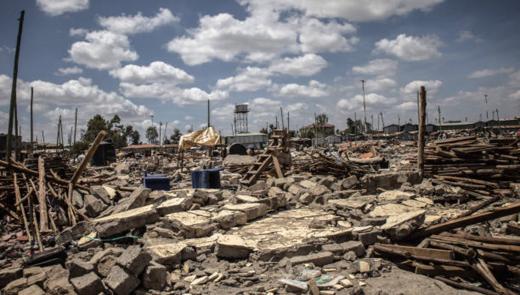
[169,128,182,143]
[146,126,159,144]
[83,114,108,143]
[316,113,328,125]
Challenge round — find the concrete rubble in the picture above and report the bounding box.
[1,133,519,295]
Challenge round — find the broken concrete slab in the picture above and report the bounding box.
[146,242,187,265]
[222,203,269,221]
[163,210,215,238]
[156,197,192,215]
[381,210,426,239]
[369,203,418,218]
[84,194,108,217]
[105,265,140,295]
[117,245,152,276]
[66,259,94,278]
[366,171,421,193]
[111,186,150,214]
[234,194,260,203]
[94,204,157,238]
[70,272,104,295]
[216,235,254,259]
[290,251,335,266]
[142,261,168,290]
[211,209,248,229]
[18,285,45,295]
[378,190,415,202]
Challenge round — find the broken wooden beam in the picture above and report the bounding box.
[70,130,107,187]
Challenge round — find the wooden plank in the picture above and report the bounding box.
[70,130,107,187]
[272,155,283,178]
[374,243,453,260]
[408,202,520,240]
[38,156,49,232]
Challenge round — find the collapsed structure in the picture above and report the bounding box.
[0,118,519,295]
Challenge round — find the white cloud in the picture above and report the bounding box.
[287,102,308,112]
[279,80,328,97]
[337,93,394,111]
[69,30,138,70]
[397,101,417,110]
[109,61,193,84]
[55,66,83,76]
[468,67,514,79]
[69,28,88,37]
[401,80,442,95]
[216,67,272,92]
[269,54,328,76]
[240,0,444,22]
[366,78,397,92]
[352,59,398,76]
[297,18,358,53]
[167,13,298,65]
[167,6,357,65]
[98,8,178,35]
[375,34,442,61]
[510,90,520,99]
[119,82,228,105]
[37,0,89,16]
[457,30,481,43]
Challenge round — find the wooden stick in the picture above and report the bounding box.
[409,202,520,240]
[31,206,44,251]
[38,156,49,232]
[472,258,514,295]
[13,173,32,242]
[67,183,77,225]
[434,276,499,295]
[70,130,107,187]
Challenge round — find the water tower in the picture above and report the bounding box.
[234,104,249,134]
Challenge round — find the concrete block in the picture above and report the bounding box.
[70,272,104,295]
[117,245,152,276]
[289,251,335,266]
[105,265,140,295]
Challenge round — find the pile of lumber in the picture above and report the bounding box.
[375,202,520,295]
[423,136,519,195]
[292,150,371,177]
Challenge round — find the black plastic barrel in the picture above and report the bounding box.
[191,168,221,188]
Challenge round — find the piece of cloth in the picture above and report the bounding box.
[178,126,220,150]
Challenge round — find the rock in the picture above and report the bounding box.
[378,190,415,202]
[156,197,192,215]
[289,251,335,266]
[216,235,254,259]
[235,194,260,203]
[381,210,425,239]
[341,241,366,257]
[115,162,130,174]
[211,209,248,229]
[18,285,45,295]
[191,275,209,286]
[111,187,150,214]
[340,278,353,288]
[94,204,158,238]
[0,266,22,289]
[310,184,330,196]
[279,278,308,292]
[44,265,75,294]
[358,230,382,246]
[72,190,84,208]
[142,261,168,290]
[90,185,111,204]
[288,184,305,196]
[268,186,285,198]
[105,265,140,295]
[163,210,214,238]
[3,277,27,295]
[366,171,421,193]
[300,180,317,189]
[97,255,118,277]
[84,194,108,217]
[66,259,94,278]
[222,203,268,221]
[70,272,104,295]
[117,245,152,276]
[26,271,47,286]
[342,175,359,189]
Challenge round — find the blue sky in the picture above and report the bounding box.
[1,0,519,142]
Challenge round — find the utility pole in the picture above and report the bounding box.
[354,112,357,135]
[159,122,163,145]
[73,107,78,145]
[280,107,284,130]
[380,112,385,132]
[484,94,488,120]
[41,130,45,152]
[275,116,278,129]
[398,114,400,130]
[207,99,210,128]
[416,90,420,124]
[30,87,34,151]
[371,113,374,132]
[287,112,290,131]
[6,10,25,163]
[496,109,499,122]
[361,80,367,133]
[150,115,154,128]
[418,86,427,178]
[164,122,168,143]
[437,106,442,132]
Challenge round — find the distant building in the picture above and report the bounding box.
[300,123,335,138]
[223,132,268,149]
[383,124,400,134]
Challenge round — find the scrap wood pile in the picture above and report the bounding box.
[374,201,520,295]
[0,131,107,254]
[421,135,520,196]
[291,149,371,177]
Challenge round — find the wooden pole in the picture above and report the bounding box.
[30,87,34,151]
[73,107,78,145]
[417,86,427,177]
[38,156,49,232]
[69,130,107,187]
[280,107,284,130]
[207,99,210,128]
[6,10,25,163]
